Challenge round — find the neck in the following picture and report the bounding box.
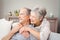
[23,21,29,26]
[19,19,30,26]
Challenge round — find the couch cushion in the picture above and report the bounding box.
[0,18,13,40]
[49,32,60,40]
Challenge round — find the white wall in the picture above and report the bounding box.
[0,0,60,32]
[1,0,59,19]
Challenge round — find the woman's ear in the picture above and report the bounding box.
[39,16,43,21]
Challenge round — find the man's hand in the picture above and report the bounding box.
[20,26,40,40]
[20,26,30,34]
[19,26,30,38]
[20,31,30,38]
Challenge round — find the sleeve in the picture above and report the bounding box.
[40,21,51,40]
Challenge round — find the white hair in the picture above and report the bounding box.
[31,7,47,19]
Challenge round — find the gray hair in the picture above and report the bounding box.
[20,7,31,15]
[25,8,31,15]
[31,7,47,19]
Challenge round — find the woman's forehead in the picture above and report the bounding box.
[30,12,36,15]
[30,11,42,19]
[30,12,38,18]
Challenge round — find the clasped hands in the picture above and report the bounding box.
[19,25,30,38]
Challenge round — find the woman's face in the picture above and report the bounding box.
[30,12,40,24]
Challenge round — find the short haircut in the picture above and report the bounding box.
[31,7,47,19]
[20,7,31,15]
[26,8,31,15]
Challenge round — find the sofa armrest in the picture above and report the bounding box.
[49,32,60,40]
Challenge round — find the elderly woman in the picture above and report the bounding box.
[20,8,51,40]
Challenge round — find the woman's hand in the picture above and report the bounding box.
[19,31,30,38]
[20,26,30,34]
[20,26,40,40]
[19,26,30,38]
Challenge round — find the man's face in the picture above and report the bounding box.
[18,8,29,23]
[30,12,40,24]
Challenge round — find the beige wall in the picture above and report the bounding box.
[58,0,60,33]
[0,0,59,18]
[0,0,60,32]
[0,0,2,18]
[0,0,3,18]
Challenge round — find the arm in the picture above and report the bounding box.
[20,27,40,40]
[2,24,22,40]
[28,28,40,40]
[39,21,51,40]
[20,21,50,40]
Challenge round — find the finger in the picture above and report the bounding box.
[20,28,24,33]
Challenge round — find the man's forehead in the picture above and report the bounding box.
[31,11,42,18]
[20,8,27,12]
[20,8,28,14]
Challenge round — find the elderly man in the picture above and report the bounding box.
[20,8,51,40]
[2,7,31,40]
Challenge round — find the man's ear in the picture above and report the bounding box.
[26,15,30,19]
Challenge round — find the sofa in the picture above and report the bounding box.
[48,32,60,40]
[0,18,60,40]
[12,22,60,40]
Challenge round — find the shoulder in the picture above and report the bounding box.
[43,18,50,26]
[12,22,19,28]
[40,18,50,30]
